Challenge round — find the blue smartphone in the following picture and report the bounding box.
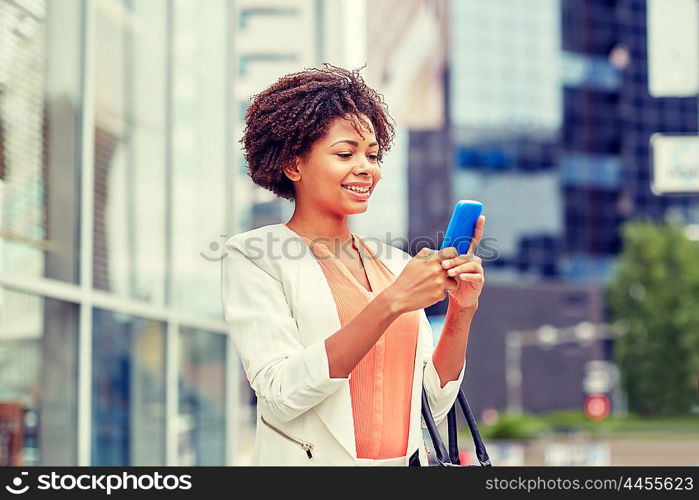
[440,200,483,254]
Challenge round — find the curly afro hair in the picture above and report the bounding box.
[240,64,396,201]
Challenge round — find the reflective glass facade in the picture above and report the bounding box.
[177,327,225,466]
[450,0,699,283]
[93,0,168,303]
[91,309,166,465]
[450,0,562,134]
[450,0,565,281]
[0,0,237,465]
[0,0,82,282]
[0,289,78,466]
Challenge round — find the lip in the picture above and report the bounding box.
[341,185,371,200]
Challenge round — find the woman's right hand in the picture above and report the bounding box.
[382,246,460,315]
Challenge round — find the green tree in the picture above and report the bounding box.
[607,220,699,416]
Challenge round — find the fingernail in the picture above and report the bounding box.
[448,269,456,276]
[460,274,468,279]
[442,260,450,268]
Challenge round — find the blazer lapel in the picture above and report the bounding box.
[276,224,357,459]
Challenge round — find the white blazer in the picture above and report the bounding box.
[220,223,465,466]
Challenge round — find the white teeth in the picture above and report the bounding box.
[342,185,370,194]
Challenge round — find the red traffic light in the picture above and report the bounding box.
[584,394,611,421]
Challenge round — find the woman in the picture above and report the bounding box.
[221,64,485,466]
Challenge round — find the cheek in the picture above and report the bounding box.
[371,166,382,184]
[308,159,343,186]
[316,167,347,197]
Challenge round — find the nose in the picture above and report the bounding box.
[353,156,377,175]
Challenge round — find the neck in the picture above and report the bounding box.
[285,205,353,245]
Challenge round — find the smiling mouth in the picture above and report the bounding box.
[341,185,371,194]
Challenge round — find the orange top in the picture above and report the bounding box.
[286,225,419,459]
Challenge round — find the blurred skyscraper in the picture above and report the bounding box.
[449,0,699,284]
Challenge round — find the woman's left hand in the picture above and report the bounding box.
[441,215,486,310]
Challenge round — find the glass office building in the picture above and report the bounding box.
[449,0,566,282]
[449,0,699,283]
[0,0,236,465]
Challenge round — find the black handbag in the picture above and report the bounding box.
[410,387,492,466]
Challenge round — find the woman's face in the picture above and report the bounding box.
[287,114,382,216]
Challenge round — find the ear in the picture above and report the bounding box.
[283,157,302,182]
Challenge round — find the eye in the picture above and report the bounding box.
[336,153,353,159]
[368,154,379,161]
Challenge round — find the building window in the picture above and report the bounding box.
[0,288,78,466]
[91,309,166,466]
[177,327,226,465]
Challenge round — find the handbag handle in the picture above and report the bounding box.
[421,387,492,466]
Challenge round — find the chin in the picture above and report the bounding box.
[346,203,369,215]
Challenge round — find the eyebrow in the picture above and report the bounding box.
[330,140,379,148]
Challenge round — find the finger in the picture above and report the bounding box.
[437,246,458,260]
[454,262,484,275]
[416,246,434,259]
[455,273,485,282]
[441,253,481,270]
[445,261,483,277]
[467,215,486,255]
[457,273,484,283]
[467,215,485,255]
